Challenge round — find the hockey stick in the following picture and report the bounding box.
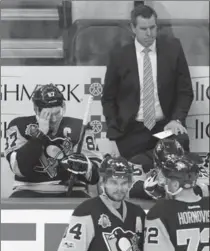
[66,95,93,197]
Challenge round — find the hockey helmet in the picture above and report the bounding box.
[32,84,65,109]
[160,153,200,190]
[154,138,184,169]
[100,155,133,183]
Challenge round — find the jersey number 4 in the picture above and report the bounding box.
[177,228,209,251]
[69,223,82,240]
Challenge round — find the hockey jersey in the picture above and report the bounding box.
[58,195,146,251]
[144,197,210,251]
[4,116,102,194]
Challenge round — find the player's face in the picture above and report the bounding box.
[36,106,64,132]
[131,15,157,47]
[104,177,130,202]
[48,106,64,131]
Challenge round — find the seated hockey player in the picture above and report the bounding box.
[4,84,102,198]
[144,153,210,251]
[128,137,185,199]
[57,155,146,251]
[144,138,209,199]
[128,137,209,199]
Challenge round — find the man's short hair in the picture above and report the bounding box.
[131,5,158,27]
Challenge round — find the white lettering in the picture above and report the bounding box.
[178,210,210,225]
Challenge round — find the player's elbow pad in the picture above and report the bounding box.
[16,139,43,177]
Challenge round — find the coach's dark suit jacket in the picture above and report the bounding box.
[101,35,194,140]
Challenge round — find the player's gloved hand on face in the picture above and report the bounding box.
[144,169,166,200]
[37,108,51,135]
[61,153,90,175]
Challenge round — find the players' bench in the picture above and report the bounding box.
[1,6,209,198]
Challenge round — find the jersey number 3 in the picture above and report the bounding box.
[177,228,209,251]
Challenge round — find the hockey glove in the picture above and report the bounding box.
[144,169,166,200]
[61,153,91,175]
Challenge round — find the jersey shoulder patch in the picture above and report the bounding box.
[8,116,37,138]
[73,197,100,217]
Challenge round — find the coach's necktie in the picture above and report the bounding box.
[143,47,156,130]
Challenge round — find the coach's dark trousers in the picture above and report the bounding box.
[115,119,190,161]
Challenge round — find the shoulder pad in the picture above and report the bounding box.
[4,116,36,157]
[62,117,82,126]
[201,197,210,207]
[146,199,169,220]
[8,116,36,138]
[125,201,146,217]
[73,197,98,217]
[61,117,82,139]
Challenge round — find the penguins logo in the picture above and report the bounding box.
[34,136,73,178]
[90,120,103,134]
[89,82,103,97]
[102,227,139,251]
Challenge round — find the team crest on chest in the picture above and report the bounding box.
[102,227,139,251]
[34,136,73,178]
[45,137,73,160]
[98,214,112,228]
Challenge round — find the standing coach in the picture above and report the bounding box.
[101,4,194,161]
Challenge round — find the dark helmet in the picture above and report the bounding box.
[100,155,133,183]
[160,153,200,189]
[154,138,184,169]
[32,84,65,109]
